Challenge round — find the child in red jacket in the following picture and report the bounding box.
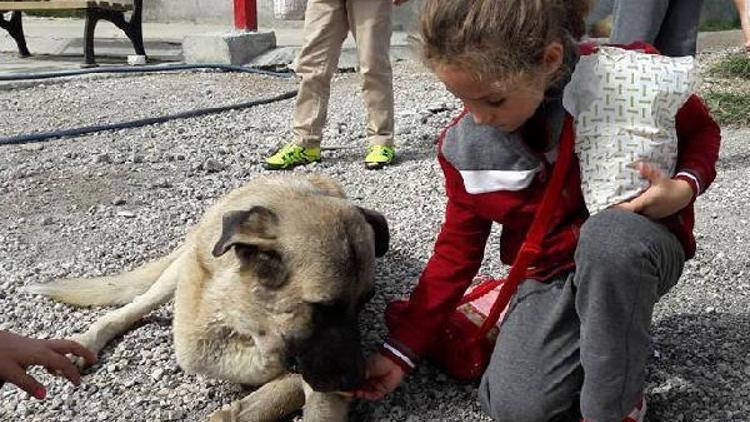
[354,0,720,421]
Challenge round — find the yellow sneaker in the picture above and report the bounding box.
[265,143,321,170]
[364,145,395,170]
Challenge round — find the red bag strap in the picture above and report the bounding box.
[472,116,576,341]
[458,277,504,305]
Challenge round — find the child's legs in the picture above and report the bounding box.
[609,0,669,47]
[479,275,583,422]
[346,0,394,147]
[575,208,684,421]
[292,0,349,148]
[653,0,703,57]
[736,0,750,48]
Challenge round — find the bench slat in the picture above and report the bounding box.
[1,0,132,4]
[0,0,132,10]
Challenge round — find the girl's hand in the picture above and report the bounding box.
[352,353,406,401]
[616,162,695,220]
[0,330,97,399]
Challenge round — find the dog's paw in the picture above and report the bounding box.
[208,401,242,422]
[68,333,98,369]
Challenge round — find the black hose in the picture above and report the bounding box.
[0,63,294,81]
[0,63,299,145]
[0,89,298,146]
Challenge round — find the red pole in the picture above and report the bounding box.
[234,0,258,31]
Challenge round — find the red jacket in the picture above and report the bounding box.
[383,43,721,371]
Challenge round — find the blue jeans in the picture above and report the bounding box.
[609,0,704,57]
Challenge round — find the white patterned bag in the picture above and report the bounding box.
[562,47,697,214]
[274,0,307,20]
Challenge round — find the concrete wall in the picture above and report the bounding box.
[143,0,423,31]
[142,0,233,25]
[143,0,738,30]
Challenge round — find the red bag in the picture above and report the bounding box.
[385,117,576,381]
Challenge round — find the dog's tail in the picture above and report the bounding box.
[25,245,185,307]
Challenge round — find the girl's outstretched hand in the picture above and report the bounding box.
[352,352,405,401]
[616,162,694,220]
[0,330,97,399]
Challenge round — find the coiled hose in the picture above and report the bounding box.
[0,63,298,145]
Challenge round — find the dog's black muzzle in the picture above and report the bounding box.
[286,304,366,392]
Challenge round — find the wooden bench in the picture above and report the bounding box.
[0,0,144,66]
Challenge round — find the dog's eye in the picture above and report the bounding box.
[236,246,287,288]
[256,249,280,265]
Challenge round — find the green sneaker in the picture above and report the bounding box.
[364,145,395,169]
[265,143,321,170]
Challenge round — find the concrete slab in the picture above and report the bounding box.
[0,17,417,76]
[1,16,745,78]
[183,30,276,65]
[697,30,746,53]
[0,17,205,63]
[249,45,418,72]
[0,17,413,69]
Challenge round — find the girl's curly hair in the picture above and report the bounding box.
[420,0,589,83]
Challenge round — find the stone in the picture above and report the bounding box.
[183,31,277,66]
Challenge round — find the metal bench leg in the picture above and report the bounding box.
[0,11,31,58]
[92,0,146,64]
[83,8,101,67]
[128,0,146,56]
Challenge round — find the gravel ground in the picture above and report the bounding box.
[0,53,748,422]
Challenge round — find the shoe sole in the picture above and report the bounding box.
[265,160,320,170]
[365,163,388,170]
[364,160,394,170]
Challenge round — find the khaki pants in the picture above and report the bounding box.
[292,0,394,148]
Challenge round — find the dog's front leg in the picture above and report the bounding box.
[71,256,182,366]
[301,383,350,422]
[208,373,305,422]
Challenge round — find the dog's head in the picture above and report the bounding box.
[211,196,388,392]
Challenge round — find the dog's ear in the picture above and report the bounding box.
[356,207,389,257]
[212,206,279,258]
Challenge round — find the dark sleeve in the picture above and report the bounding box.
[674,94,721,196]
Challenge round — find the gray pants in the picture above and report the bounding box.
[609,0,704,57]
[479,209,685,422]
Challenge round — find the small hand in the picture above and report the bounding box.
[352,353,405,401]
[616,162,694,220]
[0,331,97,399]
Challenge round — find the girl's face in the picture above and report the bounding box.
[434,42,564,132]
[436,66,545,132]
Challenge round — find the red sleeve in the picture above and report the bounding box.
[387,193,492,358]
[674,95,721,196]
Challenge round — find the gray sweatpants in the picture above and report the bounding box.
[479,209,685,422]
[609,0,704,57]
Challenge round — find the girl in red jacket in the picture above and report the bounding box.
[355,0,721,421]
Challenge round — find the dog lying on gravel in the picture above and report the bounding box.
[27,174,389,422]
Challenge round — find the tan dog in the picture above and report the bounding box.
[27,174,389,421]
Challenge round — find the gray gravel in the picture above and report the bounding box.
[0,56,748,422]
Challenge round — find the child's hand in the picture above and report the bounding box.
[0,330,97,399]
[352,352,405,401]
[616,162,694,220]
